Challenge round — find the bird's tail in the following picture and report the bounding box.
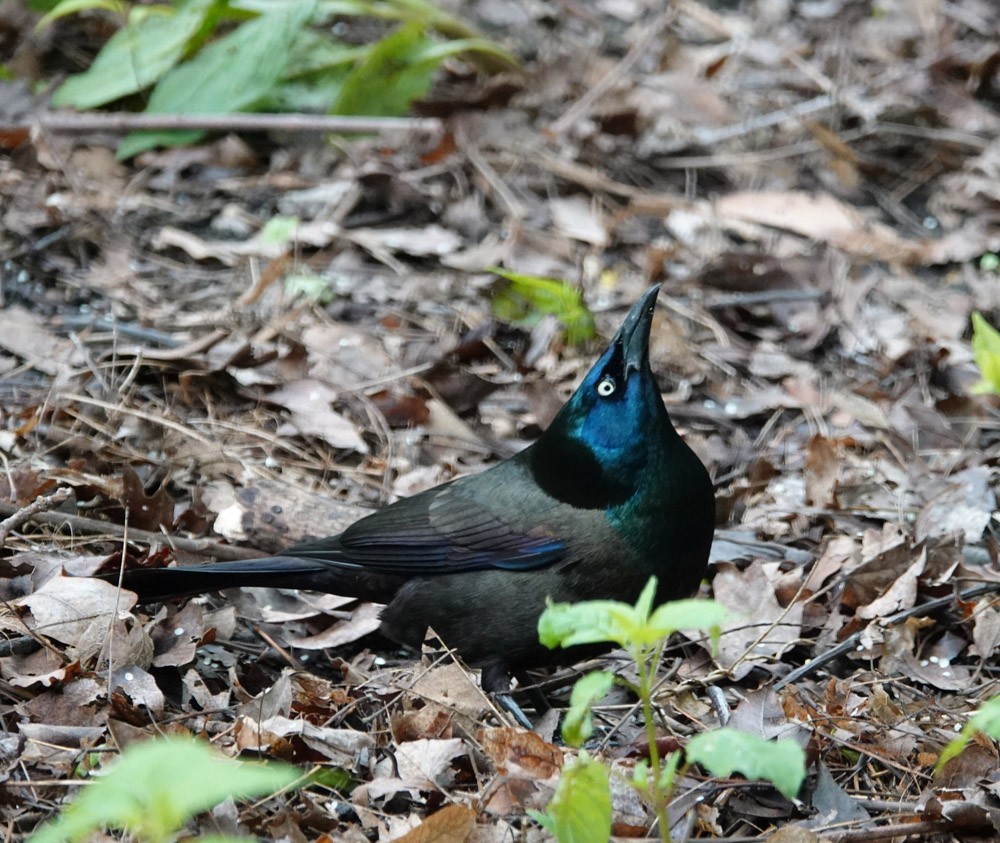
[105,556,397,604]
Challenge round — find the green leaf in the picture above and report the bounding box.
[936,695,1000,770]
[52,0,221,109]
[316,0,518,73]
[38,0,127,29]
[260,215,300,244]
[645,598,728,649]
[117,0,316,158]
[331,23,441,117]
[304,765,355,791]
[657,749,683,792]
[538,578,726,652]
[633,576,657,622]
[489,268,597,345]
[285,271,336,304]
[538,596,641,650]
[284,29,365,78]
[533,752,612,843]
[30,736,300,843]
[971,311,1000,395]
[685,728,806,800]
[561,670,614,748]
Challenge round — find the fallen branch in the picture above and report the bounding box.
[0,500,262,561]
[0,488,72,548]
[6,111,442,136]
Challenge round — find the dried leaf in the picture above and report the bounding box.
[391,804,476,843]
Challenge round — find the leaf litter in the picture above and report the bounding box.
[2,0,1000,840]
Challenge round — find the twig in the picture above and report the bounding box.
[530,147,691,209]
[0,488,72,548]
[10,112,441,136]
[705,290,825,309]
[0,500,262,561]
[827,818,986,842]
[548,9,674,136]
[0,637,40,658]
[774,582,1000,690]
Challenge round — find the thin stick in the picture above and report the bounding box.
[0,500,262,561]
[10,112,441,136]
[0,488,72,548]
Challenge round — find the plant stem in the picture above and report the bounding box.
[636,645,672,843]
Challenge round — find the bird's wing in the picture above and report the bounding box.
[286,476,566,576]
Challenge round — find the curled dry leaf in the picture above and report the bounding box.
[804,434,839,509]
[150,601,206,668]
[347,224,463,257]
[855,549,924,620]
[715,191,921,262]
[390,804,476,843]
[360,738,469,803]
[271,378,369,454]
[409,663,488,721]
[479,726,562,815]
[16,574,136,649]
[110,665,166,715]
[19,723,104,771]
[289,601,383,650]
[236,714,376,766]
[708,561,804,680]
[548,195,608,246]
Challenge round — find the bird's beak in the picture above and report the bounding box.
[616,284,660,377]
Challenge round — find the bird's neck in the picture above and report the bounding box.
[527,431,634,509]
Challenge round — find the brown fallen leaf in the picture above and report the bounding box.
[16,575,137,648]
[804,434,839,509]
[270,378,369,454]
[391,804,476,843]
[289,602,383,650]
[548,195,608,246]
[707,561,804,679]
[715,190,921,262]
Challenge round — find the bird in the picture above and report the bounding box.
[114,285,715,718]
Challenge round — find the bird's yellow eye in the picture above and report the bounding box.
[596,376,616,397]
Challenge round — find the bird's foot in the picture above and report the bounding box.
[481,662,546,729]
[494,692,534,729]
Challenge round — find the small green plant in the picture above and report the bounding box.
[971,311,1000,395]
[533,578,806,843]
[935,695,1000,771]
[489,268,597,345]
[30,736,301,843]
[39,0,517,157]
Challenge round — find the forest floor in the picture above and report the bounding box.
[1,0,999,840]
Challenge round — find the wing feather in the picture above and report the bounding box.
[286,470,566,575]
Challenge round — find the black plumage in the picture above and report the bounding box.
[115,285,715,697]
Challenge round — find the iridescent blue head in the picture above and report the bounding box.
[529,285,678,509]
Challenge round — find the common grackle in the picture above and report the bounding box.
[115,286,715,709]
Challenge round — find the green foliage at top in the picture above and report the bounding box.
[40,0,517,157]
[50,0,225,110]
[332,22,507,117]
[539,577,727,663]
[489,268,597,345]
[970,311,1000,395]
[936,694,1000,770]
[30,737,301,843]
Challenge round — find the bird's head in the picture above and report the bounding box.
[531,285,677,507]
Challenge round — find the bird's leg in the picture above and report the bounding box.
[513,671,551,718]
[481,661,533,729]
